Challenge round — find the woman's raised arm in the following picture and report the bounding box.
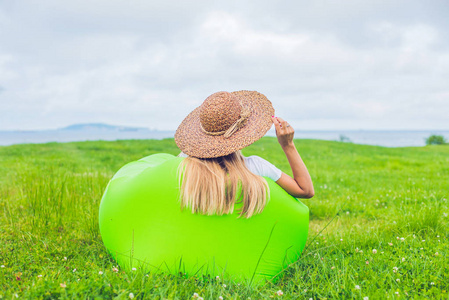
[271,116,314,198]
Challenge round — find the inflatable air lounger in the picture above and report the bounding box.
[99,153,309,284]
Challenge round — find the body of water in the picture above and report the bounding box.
[288,130,449,147]
[1,129,448,147]
[0,129,174,146]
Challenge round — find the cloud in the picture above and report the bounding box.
[0,1,448,131]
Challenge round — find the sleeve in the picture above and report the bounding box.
[244,155,283,182]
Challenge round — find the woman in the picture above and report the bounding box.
[174,90,314,218]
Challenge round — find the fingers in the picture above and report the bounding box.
[272,116,286,129]
[272,116,295,147]
[271,116,281,130]
[272,116,294,135]
[273,117,293,131]
[277,117,287,128]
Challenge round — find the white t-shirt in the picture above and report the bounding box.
[178,152,282,182]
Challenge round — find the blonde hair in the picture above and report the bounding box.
[177,152,269,218]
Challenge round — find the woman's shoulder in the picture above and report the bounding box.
[243,155,277,170]
[243,155,282,181]
[243,155,270,164]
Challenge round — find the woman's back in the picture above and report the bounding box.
[179,151,282,182]
[178,152,270,218]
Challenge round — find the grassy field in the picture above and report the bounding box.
[0,137,448,299]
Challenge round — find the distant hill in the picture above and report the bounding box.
[61,123,148,132]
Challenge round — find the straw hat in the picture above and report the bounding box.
[175,90,274,158]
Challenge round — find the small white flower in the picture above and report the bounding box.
[222,284,227,288]
[435,252,439,256]
[73,269,76,272]
[129,292,134,299]
[145,274,149,277]
[331,266,335,270]
[132,267,136,271]
[0,265,4,268]
[218,296,223,300]
[355,285,360,290]
[363,297,369,300]
[346,211,349,214]
[37,274,43,278]
[276,290,283,296]
[198,297,204,300]
[355,248,359,252]
[14,294,18,298]
[395,292,399,295]
[112,267,118,273]
[396,279,400,282]
[63,257,67,261]
[443,212,447,217]
[99,271,103,275]
[400,237,405,241]
[422,240,425,242]
[340,239,343,241]
[193,293,199,298]
[396,237,399,240]
[216,276,220,280]
[402,257,405,262]
[431,282,435,285]
[388,243,393,246]
[372,249,377,254]
[60,282,67,288]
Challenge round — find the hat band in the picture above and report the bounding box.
[200,107,250,138]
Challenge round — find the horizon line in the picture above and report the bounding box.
[2,128,449,133]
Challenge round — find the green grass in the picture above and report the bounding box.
[1,137,448,299]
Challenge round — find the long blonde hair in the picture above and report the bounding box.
[177,152,269,218]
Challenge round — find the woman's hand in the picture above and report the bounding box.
[271,116,294,148]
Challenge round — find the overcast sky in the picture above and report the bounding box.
[0,0,448,131]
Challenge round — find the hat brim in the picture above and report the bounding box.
[175,91,275,158]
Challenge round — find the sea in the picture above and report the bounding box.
[1,127,448,148]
